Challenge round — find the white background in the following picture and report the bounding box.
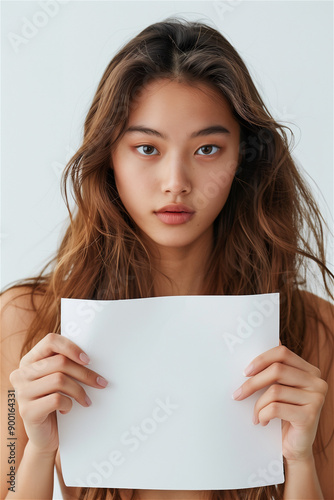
[1,1,333,293]
[1,1,333,498]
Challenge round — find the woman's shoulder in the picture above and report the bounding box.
[1,285,45,364]
[298,290,333,364]
[299,290,333,351]
[1,285,45,335]
[300,289,333,321]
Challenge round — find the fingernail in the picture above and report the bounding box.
[252,414,258,425]
[232,387,242,400]
[85,395,92,406]
[97,376,108,387]
[79,352,91,365]
[243,363,254,377]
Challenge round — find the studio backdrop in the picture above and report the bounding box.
[2,1,333,295]
[1,1,333,498]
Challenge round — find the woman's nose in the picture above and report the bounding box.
[161,157,191,195]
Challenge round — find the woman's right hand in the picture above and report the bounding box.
[9,332,108,455]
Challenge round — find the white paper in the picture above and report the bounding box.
[58,294,284,490]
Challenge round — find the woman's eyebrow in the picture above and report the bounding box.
[124,125,231,139]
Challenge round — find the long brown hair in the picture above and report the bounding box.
[3,18,333,500]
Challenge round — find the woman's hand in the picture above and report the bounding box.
[232,344,328,462]
[9,333,108,455]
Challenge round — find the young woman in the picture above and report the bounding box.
[1,18,333,500]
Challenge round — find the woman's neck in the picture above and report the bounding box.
[150,236,213,297]
[153,264,206,296]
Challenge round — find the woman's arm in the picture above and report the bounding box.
[1,288,108,500]
[232,292,333,500]
[5,442,57,500]
[283,456,324,499]
[1,287,55,500]
[281,291,334,500]
[301,292,334,500]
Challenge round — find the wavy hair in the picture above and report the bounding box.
[3,18,333,500]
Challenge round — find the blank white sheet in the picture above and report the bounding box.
[58,293,284,490]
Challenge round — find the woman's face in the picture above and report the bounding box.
[111,78,240,252]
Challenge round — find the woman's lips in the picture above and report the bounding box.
[155,211,195,225]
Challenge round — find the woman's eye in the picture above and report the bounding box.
[135,144,220,156]
[196,145,220,156]
[136,145,159,156]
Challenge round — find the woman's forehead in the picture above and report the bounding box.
[132,77,230,105]
[127,78,238,127]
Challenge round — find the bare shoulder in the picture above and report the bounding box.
[1,285,44,337]
[299,290,333,361]
[1,285,45,375]
[300,289,333,322]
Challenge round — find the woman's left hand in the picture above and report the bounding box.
[232,344,328,462]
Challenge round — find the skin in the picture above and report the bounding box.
[1,79,332,500]
[111,78,241,296]
[234,345,327,462]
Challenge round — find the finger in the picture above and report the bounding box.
[256,401,316,427]
[20,393,73,423]
[253,385,312,424]
[20,373,92,408]
[20,333,90,368]
[243,345,321,378]
[233,364,326,400]
[23,354,108,388]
